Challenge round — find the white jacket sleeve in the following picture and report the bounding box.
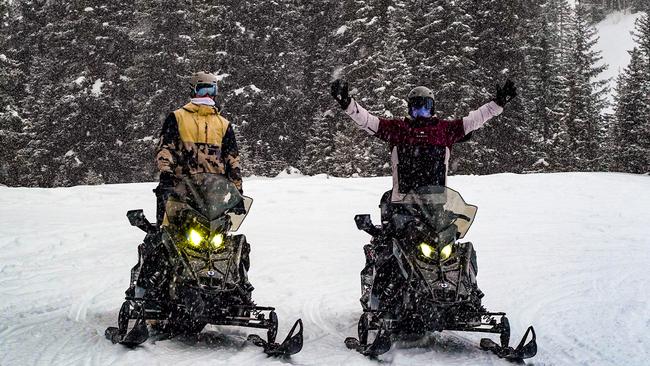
[462,101,503,134]
[344,98,380,135]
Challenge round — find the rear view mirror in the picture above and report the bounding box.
[127,209,155,233]
[355,214,380,236]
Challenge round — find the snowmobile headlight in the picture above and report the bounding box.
[440,243,453,261]
[211,233,224,249]
[419,243,436,259]
[188,228,204,247]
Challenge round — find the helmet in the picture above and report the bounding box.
[189,71,219,98]
[407,86,435,118]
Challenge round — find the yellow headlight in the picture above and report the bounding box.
[188,229,203,247]
[212,233,224,248]
[440,243,453,260]
[419,243,435,259]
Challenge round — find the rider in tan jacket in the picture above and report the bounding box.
[155,72,242,225]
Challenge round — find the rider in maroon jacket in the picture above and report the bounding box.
[331,79,517,201]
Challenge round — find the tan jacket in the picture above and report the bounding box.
[156,102,242,191]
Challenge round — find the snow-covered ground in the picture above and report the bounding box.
[1,173,649,365]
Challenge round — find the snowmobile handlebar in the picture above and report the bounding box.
[127,209,157,234]
[355,214,381,236]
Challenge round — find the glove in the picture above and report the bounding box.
[494,79,517,107]
[232,200,246,215]
[159,171,176,187]
[331,79,352,110]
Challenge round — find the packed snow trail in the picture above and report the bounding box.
[1,173,648,365]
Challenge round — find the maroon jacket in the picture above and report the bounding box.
[344,99,503,200]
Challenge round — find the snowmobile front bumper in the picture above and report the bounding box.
[346,311,536,360]
[105,299,303,357]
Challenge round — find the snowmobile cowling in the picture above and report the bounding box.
[345,185,537,361]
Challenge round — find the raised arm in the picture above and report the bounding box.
[331,79,397,140]
[462,101,503,134]
[461,79,517,134]
[344,98,380,135]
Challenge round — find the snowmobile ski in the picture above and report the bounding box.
[105,301,149,347]
[480,325,537,361]
[345,313,392,357]
[247,318,304,357]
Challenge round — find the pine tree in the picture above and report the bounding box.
[124,0,192,183]
[555,4,609,171]
[632,13,650,67]
[0,1,28,185]
[453,0,538,174]
[299,0,340,176]
[612,41,650,172]
[298,113,334,175]
[632,0,649,12]
[509,0,573,171]
[330,122,370,177]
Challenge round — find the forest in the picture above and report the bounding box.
[0,0,648,187]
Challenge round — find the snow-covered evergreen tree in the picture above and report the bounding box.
[611,19,650,173]
[0,0,28,185]
[1,0,645,187]
[298,113,334,175]
[555,4,609,171]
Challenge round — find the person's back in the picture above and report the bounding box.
[154,71,242,225]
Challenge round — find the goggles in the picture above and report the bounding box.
[194,83,218,97]
[410,106,432,118]
[409,96,434,110]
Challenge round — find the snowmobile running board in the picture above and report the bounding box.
[105,300,303,357]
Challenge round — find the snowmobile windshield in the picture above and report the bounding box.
[167,173,253,232]
[393,186,477,239]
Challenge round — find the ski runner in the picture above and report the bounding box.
[330,79,517,201]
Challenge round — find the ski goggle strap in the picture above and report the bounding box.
[194,83,218,97]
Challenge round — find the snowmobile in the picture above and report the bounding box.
[105,173,303,357]
[345,186,537,361]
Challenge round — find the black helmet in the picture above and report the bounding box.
[407,86,435,118]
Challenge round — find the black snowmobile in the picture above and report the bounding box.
[345,186,537,361]
[105,173,303,357]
